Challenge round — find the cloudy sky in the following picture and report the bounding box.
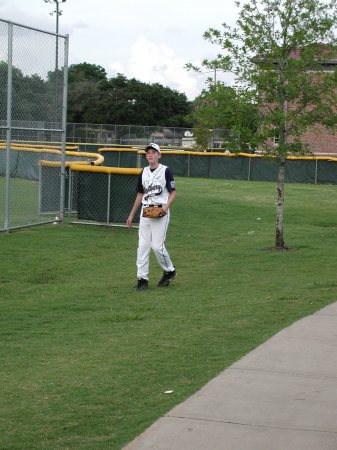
[0,0,239,99]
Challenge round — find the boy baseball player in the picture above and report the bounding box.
[127,143,176,291]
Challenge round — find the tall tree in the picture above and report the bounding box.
[192,0,337,249]
[68,62,107,83]
[67,68,192,127]
[67,63,108,123]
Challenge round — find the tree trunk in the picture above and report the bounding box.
[275,157,286,249]
[275,69,288,250]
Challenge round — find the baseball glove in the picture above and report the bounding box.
[142,206,167,218]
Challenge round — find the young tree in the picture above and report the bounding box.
[192,0,337,249]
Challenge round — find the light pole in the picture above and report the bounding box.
[44,0,66,71]
[201,69,217,86]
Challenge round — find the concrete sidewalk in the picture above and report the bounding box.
[124,302,337,450]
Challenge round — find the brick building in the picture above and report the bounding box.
[271,49,337,155]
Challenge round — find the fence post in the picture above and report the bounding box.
[248,155,251,181]
[59,34,69,223]
[38,164,42,215]
[68,168,72,213]
[4,22,13,232]
[315,158,318,184]
[107,173,111,224]
[136,151,142,168]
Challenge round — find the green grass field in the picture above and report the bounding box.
[1,177,337,449]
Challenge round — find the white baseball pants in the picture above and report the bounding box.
[137,210,175,280]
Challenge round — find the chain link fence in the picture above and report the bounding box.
[4,121,337,154]
[73,167,140,226]
[1,122,229,151]
[0,18,68,231]
[65,124,199,149]
[38,165,141,227]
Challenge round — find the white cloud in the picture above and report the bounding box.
[1,0,240,100]
[109,36,199,99]
[0,3,52,30]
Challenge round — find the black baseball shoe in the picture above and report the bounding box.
[135,278,148,291]
[158,269,176,287]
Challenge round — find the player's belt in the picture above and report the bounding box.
[143,204,163,207]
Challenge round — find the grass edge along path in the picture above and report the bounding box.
[1,177,337,449]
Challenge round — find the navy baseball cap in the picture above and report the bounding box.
[145,143,161,154]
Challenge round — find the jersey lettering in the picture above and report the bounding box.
[144,184,163,202]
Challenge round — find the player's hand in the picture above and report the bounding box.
[127,215,133,228]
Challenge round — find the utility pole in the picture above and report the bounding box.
[44,0,66,71]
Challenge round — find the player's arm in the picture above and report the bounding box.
[127,193,143,228]
[163,190,176,213]
[163,167,176,213]
[127,171,144,228]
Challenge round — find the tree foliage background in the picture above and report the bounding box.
[0,61,193,128]
[190,83,258,150]
[67,63,193,127]
[0,62,63,123]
